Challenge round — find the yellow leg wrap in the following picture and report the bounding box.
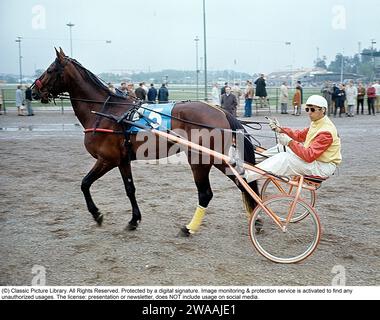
[186,206,206,234]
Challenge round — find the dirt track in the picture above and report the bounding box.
[0,111,379,286]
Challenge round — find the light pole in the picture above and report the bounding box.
[15,37,23,84]
[371,39,376,81]
[200,56,203,77]
[194,36,199,100]
[66,22,75,57]
[202,0,208,101]
[285,42,292,86]
[339,52,344,84]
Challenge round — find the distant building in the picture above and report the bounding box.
[267,68,364,86]
[308,71,363,84]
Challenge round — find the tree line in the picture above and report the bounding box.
[315,47,378,78]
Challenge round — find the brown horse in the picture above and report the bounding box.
[33,48,259,235]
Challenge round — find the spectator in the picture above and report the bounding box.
[367,83,376,116]
[119,82,128,96]
[0,92,3,115]
[108,83,116,94]
[345,81,357,117]
[292,86,302,116]
[296,80,303,105]
[244,80,254,117]
[15,85,25,116]
[127,83,136,97]
[357,82,366,115]
[25,85,34,116]
[142,82,149,95]
[231,82,242,111]
[211,83,220,106]
[158,83,169,103]
[147,83,158,103]
[373,80,380,113]
[280,82,289,114]
[221,82,228,95]
[135,82,147,100]
[321,81,333,116]
[331,83,338,114]
[254,74,268,109]
[220,86,238,117]
[334,84,346,117]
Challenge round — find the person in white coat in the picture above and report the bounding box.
[373,80,380,113]
[280,82,289,114]
[15,85,25,116]
[345,81,358,117]
[211,83,220,106]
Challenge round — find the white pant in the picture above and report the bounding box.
[245,145,336,182]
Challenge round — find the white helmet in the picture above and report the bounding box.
[306,95,328,109]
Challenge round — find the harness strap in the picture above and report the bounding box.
[84,128,123,134]
[92,96,111,134]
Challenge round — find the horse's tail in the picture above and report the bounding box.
[224,112,259,216]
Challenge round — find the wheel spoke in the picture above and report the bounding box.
[249,195,321,264]
[260,178,316,222]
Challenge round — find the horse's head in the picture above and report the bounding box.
[32,48,71,103]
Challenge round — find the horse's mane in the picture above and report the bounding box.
[67,57,129,100]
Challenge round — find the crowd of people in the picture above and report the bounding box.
[212,75,306,117]
[320,80,379,117]
[107,81,170,104]
[211,75,380,118]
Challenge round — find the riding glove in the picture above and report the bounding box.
[268,118,281,133]
[278,134,292,146]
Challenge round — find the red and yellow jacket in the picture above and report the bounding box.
[280,116,342,165]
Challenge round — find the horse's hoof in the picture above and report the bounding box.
[95,213,103,226]
[126,221,138,231]
[255,217,264,233]
[178,226,191,237]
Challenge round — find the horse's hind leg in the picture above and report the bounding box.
[81,159,115,226]
[214,163,259,217]
[180,164,213,236]
[118,163,141,230]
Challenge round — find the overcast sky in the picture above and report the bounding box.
[0,0,379,76]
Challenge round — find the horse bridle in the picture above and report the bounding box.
[32,58,70,101]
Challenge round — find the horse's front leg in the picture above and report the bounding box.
[81,159,115,226]
[118,162,142,230]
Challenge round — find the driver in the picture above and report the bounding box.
[245,95,342,182]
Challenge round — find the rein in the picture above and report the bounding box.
[58,94,268,133]
[93,110,290,183]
